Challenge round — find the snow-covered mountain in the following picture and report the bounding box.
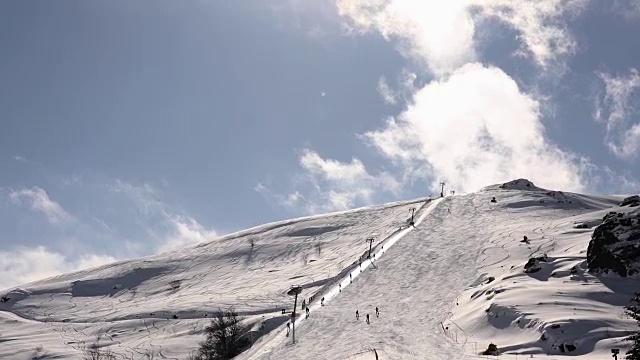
[1,180,638,360]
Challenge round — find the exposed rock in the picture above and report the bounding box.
[545,190,572,203]
[524,255,548,273]
[573,223,589,229]
[587,209,640,277]
[499,179,540,191]
[481,343,500,356]
[620,195,640,207]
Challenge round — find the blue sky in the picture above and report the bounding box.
[1,0,639,289]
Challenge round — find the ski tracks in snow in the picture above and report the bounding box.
[245,195,493,359]
[239,198,442,360]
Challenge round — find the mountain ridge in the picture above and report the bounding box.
[0,179,637,359]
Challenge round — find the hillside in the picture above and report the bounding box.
[0,198,428,359]
[0,180,638,359]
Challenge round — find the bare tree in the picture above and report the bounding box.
[82,345,115,360]
[194,307,249,360]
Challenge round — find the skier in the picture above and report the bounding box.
[286,322,291,336]
[321,297,325,306]
[339,283,342,292]
[305,307,310,318]
[356,310,359,320]
[366,313,370,324]
[301,299,306,310]
[375,307,379,318]
[349,273,352,283]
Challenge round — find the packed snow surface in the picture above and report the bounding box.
[0,179,637,359]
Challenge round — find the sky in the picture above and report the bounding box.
[1,0,639,290]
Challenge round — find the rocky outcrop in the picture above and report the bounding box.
[499,179,540,191]
[620,195,640,207]
[587,209,640,277]
[524,255,548,273]
[481,343,500,356]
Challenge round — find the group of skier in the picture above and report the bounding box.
[355,306,379,324]
[288,305,381,335]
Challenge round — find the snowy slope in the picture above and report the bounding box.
[447,184,637,359]
[1,180,638,360]
[0,198,427,359]
[243,182,637,360]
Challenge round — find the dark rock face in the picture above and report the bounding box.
[481,343,500,356]
[524,255,548,273]
[620,195,640,207]
[499,179,539,191]
[587,209,640,277]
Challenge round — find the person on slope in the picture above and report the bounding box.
[375,307,379,318]
[305,307,310,318]
[356,310,359,320]
[321,297,325,306]
[301,299,306,310]
[366,313,370,324]
[286,322,291,336]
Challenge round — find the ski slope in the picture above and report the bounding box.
[0,179,637,359]
[239,198,443,360]
[244,193,486,359]
[239,182,637,359]
[0,198,428,359]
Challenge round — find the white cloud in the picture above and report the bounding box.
[157,216,218,253]
[377,76,397,104]
[362,63,588,193]
[267,0,633,211]
[594,68,640,159]
[299,149,400,211]
[109,180,218,252]
[612,0,640,20]
[336,0,585,74]
[473,0,587,68]
[108,180,165,215]
[9,187,74,225]
[258,150,400,214]
[13,155,29,163]
[337,0,476,76]
[0,246,116,290]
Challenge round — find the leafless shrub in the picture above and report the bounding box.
[169,280,181,291]
[192,307,249,360]
[82,345,115,360]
